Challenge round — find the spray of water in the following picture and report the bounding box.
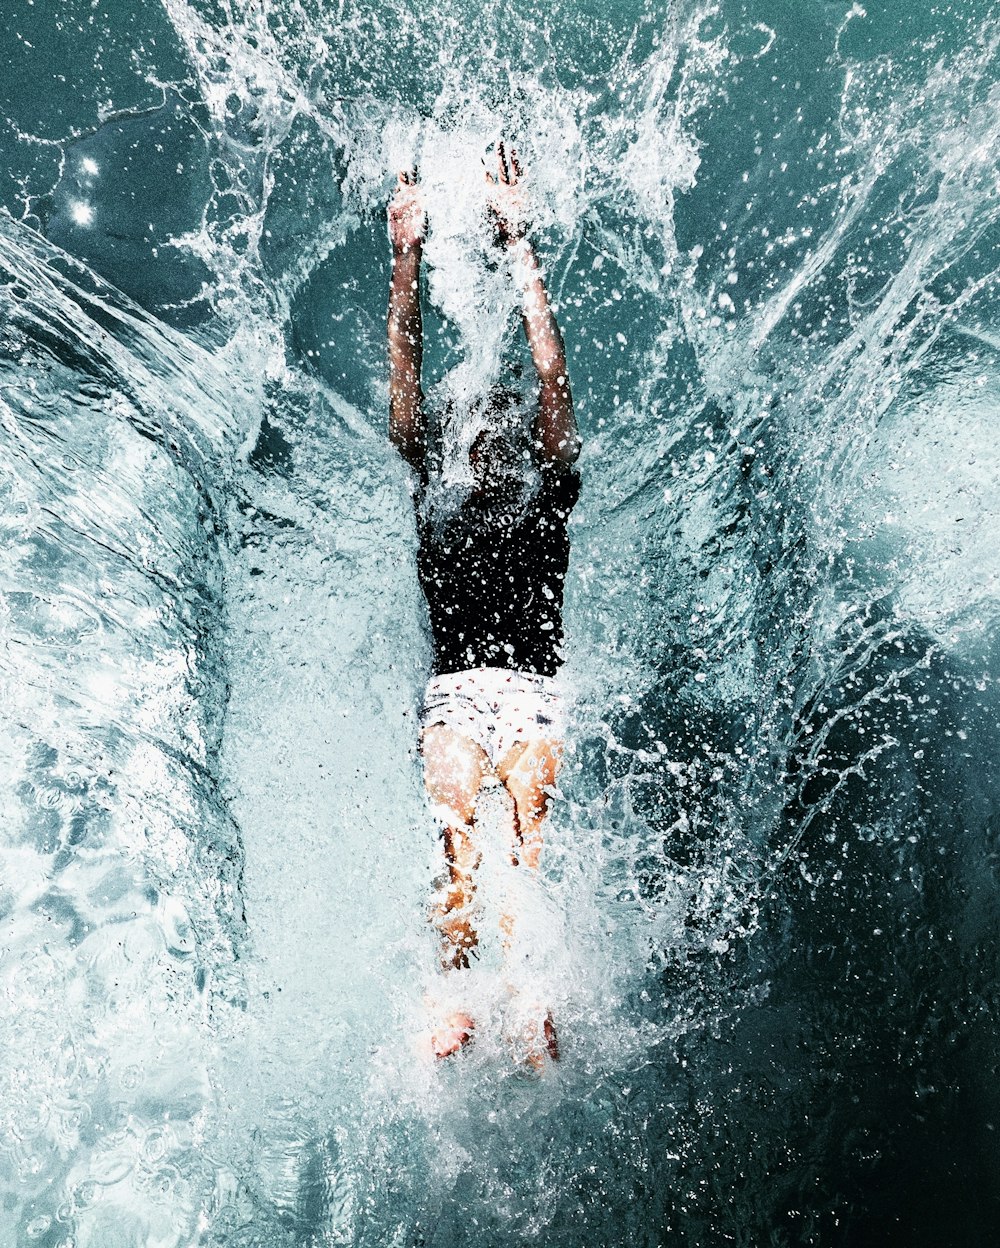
[2,0,999,1242]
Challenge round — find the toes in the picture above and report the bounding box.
[507,1007,559,1068]
[431,1012,475,1059]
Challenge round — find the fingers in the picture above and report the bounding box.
[400,146,523,190]
[494,140,522,185]
[498,140,510,184]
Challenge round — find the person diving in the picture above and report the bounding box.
[387,141,581,1064]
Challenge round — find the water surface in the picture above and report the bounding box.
[2,1,1000,1244]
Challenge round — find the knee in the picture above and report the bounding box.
[506,775,550,827]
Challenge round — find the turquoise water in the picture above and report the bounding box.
[2,1,1000,1243]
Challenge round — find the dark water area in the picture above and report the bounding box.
[1,1,1000,1245]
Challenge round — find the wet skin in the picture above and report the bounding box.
[387,141,579,1063]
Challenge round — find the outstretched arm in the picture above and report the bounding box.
[513,237,579,464]
[487,143,581,465]
[387,172,426,470]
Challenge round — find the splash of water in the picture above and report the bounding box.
[2,0,1000,1243]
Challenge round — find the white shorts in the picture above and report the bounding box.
[420,667,565,768]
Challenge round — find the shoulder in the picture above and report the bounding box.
[407,466,426,500]
[531,457,580,524]
[539,456,576,494]
[407,462,430,523]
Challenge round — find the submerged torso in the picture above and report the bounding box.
[414,462,580,677]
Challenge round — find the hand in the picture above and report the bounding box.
[485,140,529,247]
[388,170,426,253]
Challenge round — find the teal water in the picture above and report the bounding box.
[2,1,1000,1244]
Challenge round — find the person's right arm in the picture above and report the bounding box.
[387,172,426,470]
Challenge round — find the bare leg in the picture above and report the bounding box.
[421,724,491,1057]
[497,737,564,1065]
[497,737,563,871]
[422,724,491,969]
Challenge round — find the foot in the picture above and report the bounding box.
[542,1014,560,1062]
[507,1005,560,1072]
[431,1011,475,1059]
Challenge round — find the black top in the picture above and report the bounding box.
[415,462,580,677]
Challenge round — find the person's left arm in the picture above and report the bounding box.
[510,236,580,465]
[487,142,581,466]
